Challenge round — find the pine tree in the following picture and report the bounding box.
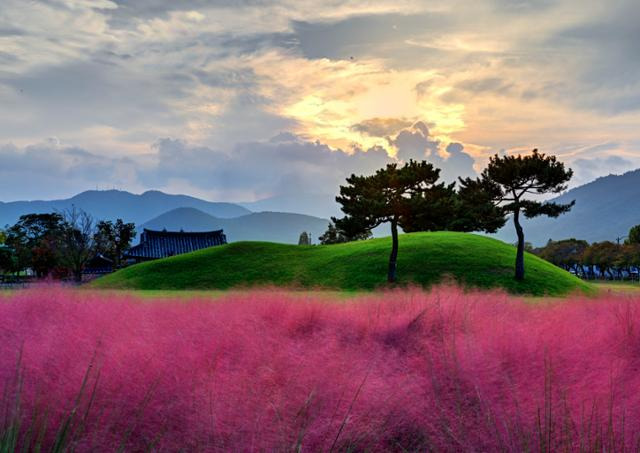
[459,149,574,280]
[335,160,456,283]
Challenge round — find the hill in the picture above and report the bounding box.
[0,190,250,227]
[142,207,330,244]
[93,232,591,295]
[496,169,640,246]
[240,192,340,219]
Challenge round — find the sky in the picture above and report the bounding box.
[1,0,639,202]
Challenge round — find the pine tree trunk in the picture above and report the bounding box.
[388,219,399,283]
[513,209,525,281]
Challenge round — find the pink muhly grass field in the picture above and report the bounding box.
[1,286,640,451]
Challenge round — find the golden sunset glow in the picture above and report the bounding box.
[260,54,467,156]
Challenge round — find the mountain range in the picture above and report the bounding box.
[240,193,340,219]
[0,190,330,245]
[0,190,250,227]
[2,168,640,246]
[496,169,640,246]
[142,208,330,244]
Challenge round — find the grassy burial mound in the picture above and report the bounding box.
[93,232,591,295]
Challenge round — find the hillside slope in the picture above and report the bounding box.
[142,207,330,244]
[94,232,591,295]
[0,190,250,227]
[496,169,640,245]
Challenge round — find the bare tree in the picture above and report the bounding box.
[59,207,95,283]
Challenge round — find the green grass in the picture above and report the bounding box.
[593,281,640,294]
[92,232,592,296]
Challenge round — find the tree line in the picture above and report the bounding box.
[0,208,135,282]
[532,226,640,280]
[319,149,574,283]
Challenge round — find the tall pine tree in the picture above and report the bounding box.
[459,149,574,280]
[334,160,457,283]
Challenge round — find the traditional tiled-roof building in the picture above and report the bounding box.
[125,228,227,263]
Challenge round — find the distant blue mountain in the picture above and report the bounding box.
[240,192,341,219]
[141,207,330,244]
[6,167,635,246]
[496,169,640,246]
[0,190,251,227]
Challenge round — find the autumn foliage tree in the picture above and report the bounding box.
[459,150,574,281]
[582,241,620,279]
[536,238,589,276]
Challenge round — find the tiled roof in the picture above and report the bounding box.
[125,229,226,260]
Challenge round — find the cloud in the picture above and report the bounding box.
[455,77,514,95]
[441,142,477,181]
[0,0,639,201]
[144,134,393,200]
[0,141,139,201]
[391,121,439,161]
[570,155,638,187]
[291,12,452,62]
[389,122,477,182]
[547,0,640,113]
[143,126,477,200]
[493,0,557,11]
[0,60,182,138]
[350,118,413,137]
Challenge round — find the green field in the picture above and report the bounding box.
[592,281,640,294]
[93,232,592,296]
